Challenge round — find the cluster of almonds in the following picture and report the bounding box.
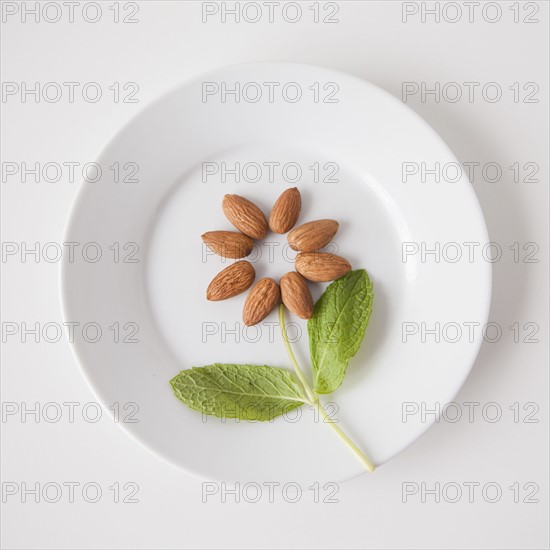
[201,188,352,326]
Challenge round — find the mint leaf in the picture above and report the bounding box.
[170,363,307,421]
[308,269,374,394]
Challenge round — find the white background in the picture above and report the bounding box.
[1,1,548,549]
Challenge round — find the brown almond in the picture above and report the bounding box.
[280,272,313,320]
[243,278,280,326]
[201,231,253,259]
[287,219,339,252]
[207,261,255,301]
[269,187,302,234]
[222,194,268,239]
[295,252,351,282]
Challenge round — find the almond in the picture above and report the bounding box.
[207,261,255,301]
[295,252,351,282]
[243,278,280,326]
[280,272,313,319]
[269,187,301,234]
[287,219,339,252]
[222,194,268,239]
[201,231,253,259]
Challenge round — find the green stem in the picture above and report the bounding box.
[278,304,375,473]
[312,400,375,473]
[278,304,316,403]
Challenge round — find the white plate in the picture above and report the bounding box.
[61,62,491,483]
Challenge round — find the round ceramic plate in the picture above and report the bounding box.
[61,62,491,483]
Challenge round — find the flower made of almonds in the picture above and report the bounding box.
[201,188,352,326]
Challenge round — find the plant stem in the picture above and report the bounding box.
[278,304,375,473]
[311,400,375,473]
[278,304,316,403]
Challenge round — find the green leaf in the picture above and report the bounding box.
[170,363,307,421]
[308,269,374,394]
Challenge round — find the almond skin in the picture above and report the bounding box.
[287,219,339,252]
[243,278,280,326]
[295,252,351,282]
[222,194,268,239]
[201,231,253,259]
[269,187,302,234]
[280,272,313,319]
[207,261,255,301]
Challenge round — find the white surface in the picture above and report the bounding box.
[60,61,490,483]
[1,2,548,549]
